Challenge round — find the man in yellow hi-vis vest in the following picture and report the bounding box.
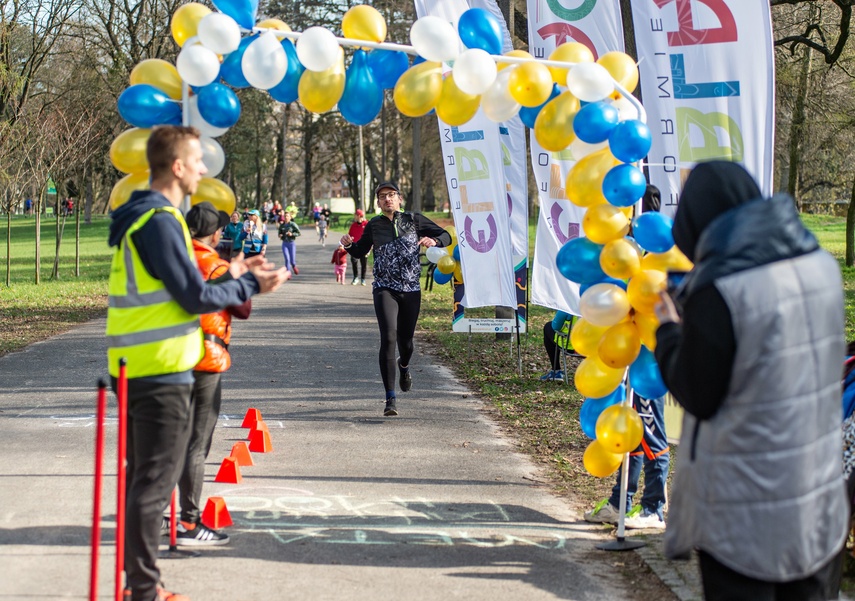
[106,126,289,601]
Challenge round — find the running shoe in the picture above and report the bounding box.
[175,522,229,546]
[384,398,398,417]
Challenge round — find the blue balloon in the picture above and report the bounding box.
[367,50,409,90]
[631,212,674,253]
[458,8,503,56]
[220,36,254,89]
[433,269,453,285]
[197,83,241,128]
[519,84,560,129]
[212,0,258,29]
[629,347,668,399]
[117,84,181,128]
[556,237,605,284]
[269,39,304,104]
[580,277,627,296]
[609,119,653,163]
[412,55,427,66]
[339,50,383,126]
[452,245,460,261]
[573,101,620,144]
[603,164,648,208]
[579,387,626,439]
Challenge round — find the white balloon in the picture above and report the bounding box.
[570,138,608,161]
[176,44,220,87]
[580,283,630,327]
[199,136,226,177]
[481,69,520,123]
[566,62,614,103]
[425,246,448,264]
[242,31,288,90]
[410,16,459,63]
[609,96,640,122]
[188,95,229,138]
[296,26,339,72]
[197,12,241,55]
[452,48,496,95]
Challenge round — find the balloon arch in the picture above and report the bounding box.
[110,1,687,482]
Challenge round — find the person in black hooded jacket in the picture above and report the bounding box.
[653,161,847,600]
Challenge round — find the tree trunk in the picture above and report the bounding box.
[85,171,93,225]
[6,208,10,287]
[34,189,42,284]
[496,306,514,340]
[303,109,315,212]
[75,204,80,277]
[787,45,812,207]
[52,192,61,279]
[846,173,855,267]
[412,117,422,212]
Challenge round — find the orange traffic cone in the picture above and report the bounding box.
[214,457,242,483]
[201,497,233,529]
[240,408,262,429]
[247,419,269,439]
[230,441,254,467]
[248,428,273,453]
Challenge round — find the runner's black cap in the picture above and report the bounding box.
[375,182,400,196]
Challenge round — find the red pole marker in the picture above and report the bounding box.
[170,488,178,549]
[115,358,128,601]
[89,381,108,601]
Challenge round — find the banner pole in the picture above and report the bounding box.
[115,359,128,601]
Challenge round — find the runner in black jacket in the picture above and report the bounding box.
[340,182,451,416]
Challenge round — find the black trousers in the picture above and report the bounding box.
[178,371,222,524]
[543,322,562,371]
[698,550,838,601]
[350,256,367,279]
[121,379,193,601]
[373,288,421,393]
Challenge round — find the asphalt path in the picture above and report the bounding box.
[1,231,660,600]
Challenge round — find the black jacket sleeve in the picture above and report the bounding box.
[132,212,260,314]
[654,284,735,420]
[346,220,374,258]
[414,213,452,247]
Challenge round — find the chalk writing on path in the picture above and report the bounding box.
[220,493,572,549]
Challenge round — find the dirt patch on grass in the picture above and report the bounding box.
[0,304,106,357]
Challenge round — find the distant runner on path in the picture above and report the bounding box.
[340,182,450,417]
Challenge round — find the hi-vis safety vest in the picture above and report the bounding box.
[106,207,203,378]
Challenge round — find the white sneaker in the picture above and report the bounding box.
[352,277,360,285]
[624,511,666,530]
[583,500,620,524]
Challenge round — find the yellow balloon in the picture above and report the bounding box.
[598,321,641,369]
[191,178,236,214]
[574,355,625,399]
[171,3,211,48]
[110,128,151,174]
[571,317,609,357]
[597,51,639,94]
[508,62,553,107]
[130,59,182,100]
[600,238,641,280]
[583,440,623,478]
[110,172,150,211]
[633,310,660,350]
[437,255,456,275]
[498,50,533,71]
[627,270,667,314]
[453,262,463,283]
[342,5,386,43]
[534,91,580,152]
[641,246,694,272]
[436,76,480,126]
[583,204,629,244]
[298,50,346,114]
[549,42,594,85]
[596,405,644,454]
[566,148,618,207]
[445,225,458,251]
[393,61,443,117]
[257,18,291,32]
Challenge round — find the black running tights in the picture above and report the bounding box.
[373,288,421,393]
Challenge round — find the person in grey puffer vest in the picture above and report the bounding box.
[653,161,848,601]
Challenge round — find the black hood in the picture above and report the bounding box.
[108,190,173,248]
[673,161,762,262]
